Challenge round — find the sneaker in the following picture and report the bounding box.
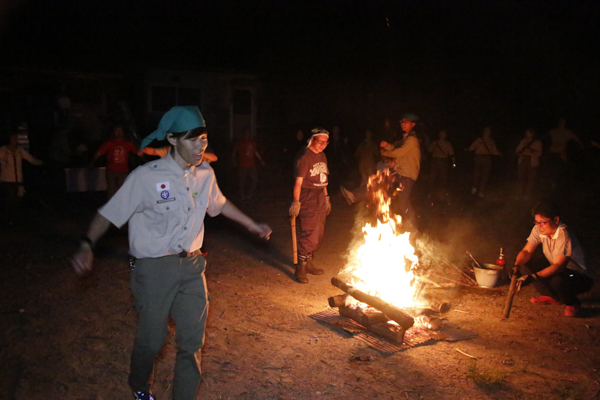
[564,305,581,317]
[340,186,355,205]
[133,391,155,400]
[530,295,562,305]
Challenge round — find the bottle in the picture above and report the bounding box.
[496,248,505,267]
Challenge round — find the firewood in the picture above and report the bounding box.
[327,294,348,308]
[338,305,389,326]
[331,277,414,330]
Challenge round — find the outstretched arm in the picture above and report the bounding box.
[70,212,112,275]
[515,241,536,267]
[220,199,271,240]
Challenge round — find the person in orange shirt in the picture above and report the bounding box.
[91,125,139,199]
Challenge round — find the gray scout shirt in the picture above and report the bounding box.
[527,222,593,278]
[99,153,226,258]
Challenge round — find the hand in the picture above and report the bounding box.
[289,199,301,218]
[251,223,272,240]
[70,245,94,276]
[325,196,331,215]
[517,273,538,282]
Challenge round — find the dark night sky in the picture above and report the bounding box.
[1,0,599,140]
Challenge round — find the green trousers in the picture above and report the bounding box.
[128,253,208,400]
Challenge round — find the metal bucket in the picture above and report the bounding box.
[473,263,503,288]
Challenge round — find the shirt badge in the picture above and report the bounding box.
[157,182,170,191]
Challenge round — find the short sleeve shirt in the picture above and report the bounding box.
[294,148,329,188]
[96,139,138,172]
[99,153,226,258]
[527,223,593,278]
[429,140,454,159]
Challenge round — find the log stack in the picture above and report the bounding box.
[328,277,451,344]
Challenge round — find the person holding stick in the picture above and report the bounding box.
[70,106,271,400]
[289,127,331,284]
[514,201,594,317]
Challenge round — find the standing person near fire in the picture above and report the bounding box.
[466,126,502,198]
[427,129,455,199]
[70,106,272,400]
[233,128,265,201]
[515,201,594,317]
[515,128,542,200]
[289,127,331,284]
[379,113,421,231]
[91,124,139,199]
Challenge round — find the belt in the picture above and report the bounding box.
[179,249,203,258]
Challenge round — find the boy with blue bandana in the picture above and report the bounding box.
[70,106,271,400]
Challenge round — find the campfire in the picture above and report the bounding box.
[329,170,449,343]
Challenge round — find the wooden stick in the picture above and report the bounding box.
[415,275,442,288]
[455,348,477,359]
[503,265,520,319]
[291,217,298,265]
[441,257,478,286]
[428,272,475,287]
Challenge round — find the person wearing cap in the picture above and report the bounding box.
[289,127,331,284]
[69,106,272,400]
[515,201,594,317]
[379,113,421,231]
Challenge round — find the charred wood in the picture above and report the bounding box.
[327,294,348,308]
[338,305,389,326]
[331,277,415,330]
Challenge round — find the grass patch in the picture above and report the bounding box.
[552,384,585,400]
[467,359,505,386]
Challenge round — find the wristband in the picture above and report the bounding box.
[80,235,94,249]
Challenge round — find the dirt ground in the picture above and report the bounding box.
[2,164,600,400]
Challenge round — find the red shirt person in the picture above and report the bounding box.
[92,125,138,199]
[233,129,265,200]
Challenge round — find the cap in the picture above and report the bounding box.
[140,106,206,150]
[401,113,419,123]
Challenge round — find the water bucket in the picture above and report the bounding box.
[473,263,503,288]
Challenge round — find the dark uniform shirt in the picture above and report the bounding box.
[294,148,329,188]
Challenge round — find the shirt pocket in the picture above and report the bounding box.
[151,200,182,228]
[153,199,182,214]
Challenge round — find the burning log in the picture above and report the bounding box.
[409,299,451,316]
[338,305,389,326]
[327,294,348,308]
[331,277,414,330]
[363,322,406,344]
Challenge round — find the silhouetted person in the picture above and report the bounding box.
[233,129,265,201]
[427,130,455,199]
[466,126,502,198]
[515,128,542,200]
[0,133,43,224]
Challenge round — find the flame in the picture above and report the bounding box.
[340,169,420,308]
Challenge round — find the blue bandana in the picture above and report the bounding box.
[140,106,206,150]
